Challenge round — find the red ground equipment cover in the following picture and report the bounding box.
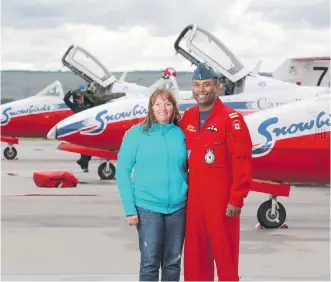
[33,171,79,188]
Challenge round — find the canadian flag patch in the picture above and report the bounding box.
[233,121,241,130]
[229,112,242,131]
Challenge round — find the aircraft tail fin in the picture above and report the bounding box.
[168,75,181,100]
[251,60,263,75]
[119,72,128,82]
[145,71,181,99]
[271,57,330,87]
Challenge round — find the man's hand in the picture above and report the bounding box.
[226,204,241,218]
[127,215,139,226]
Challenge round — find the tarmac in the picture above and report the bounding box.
[1,140,330,281]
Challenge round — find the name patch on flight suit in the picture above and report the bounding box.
[204,148,216,164]
[187,125,196,132]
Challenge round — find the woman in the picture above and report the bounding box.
[116,88,188,281]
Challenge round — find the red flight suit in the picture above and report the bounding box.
[179,98,253,281]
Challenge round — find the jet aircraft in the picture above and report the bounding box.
[47,24,330,229]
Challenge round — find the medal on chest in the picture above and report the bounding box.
[204,148,216,164]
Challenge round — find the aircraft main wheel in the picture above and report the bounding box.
[4,146,17,160]
[257,199,286,229]
[98,162,116,180]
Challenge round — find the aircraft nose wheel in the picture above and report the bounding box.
[4,146,17,160]
[257,198,286,229]
[98,161,116,180]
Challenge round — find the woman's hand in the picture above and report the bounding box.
[127,215,139,226]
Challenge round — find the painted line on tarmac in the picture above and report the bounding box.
[1,194,98,197]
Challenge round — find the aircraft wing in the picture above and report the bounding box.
[58,142,118,160]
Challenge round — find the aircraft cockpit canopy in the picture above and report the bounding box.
[174,24,250,95]
[35,81,64,97]
[62,45,117,95]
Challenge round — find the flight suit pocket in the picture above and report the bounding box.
[229,141,252,157]
[203,142,227,167]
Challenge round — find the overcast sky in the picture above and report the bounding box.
[1,0,330,72]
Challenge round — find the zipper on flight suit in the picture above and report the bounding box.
[197,112,213,139]
[163,125,171,211]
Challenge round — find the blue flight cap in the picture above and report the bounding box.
[79,84,85,90]
[192,62,218,80]
[73,90,84,99]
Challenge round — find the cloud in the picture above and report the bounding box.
[248,0,330,29]
[1,24,189,71]
[1,0,330,72]
[1,0,231,35]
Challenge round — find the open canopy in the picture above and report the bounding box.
[62,45,117,88]
[174,24,250,83]
[35,80,64,97]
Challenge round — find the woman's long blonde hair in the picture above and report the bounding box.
[142,88,181,133]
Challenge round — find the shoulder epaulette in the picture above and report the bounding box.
[229,112,240,119]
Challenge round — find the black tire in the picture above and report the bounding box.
[4,147,17,160]
[257,199,286,229]
[98,162,116,180]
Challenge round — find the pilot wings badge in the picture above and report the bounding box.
[207,125,218,132]
[204,148,216,164]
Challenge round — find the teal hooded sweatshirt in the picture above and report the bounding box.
[115,122,188,216]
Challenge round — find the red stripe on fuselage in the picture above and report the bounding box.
[1,110,73,138]
[57,110,256,150]
[252,132,330,184]
[57,118,144,151]
[59,118,330,185]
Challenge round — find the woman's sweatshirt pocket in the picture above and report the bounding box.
[169,170,188,207]
[133,171,170,206]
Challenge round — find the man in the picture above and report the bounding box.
[179,62,253,281]
[63,88,95,172]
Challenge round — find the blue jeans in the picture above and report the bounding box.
[136,206,186,281]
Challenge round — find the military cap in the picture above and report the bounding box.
[72,89,84,99]
[192,62,219,80]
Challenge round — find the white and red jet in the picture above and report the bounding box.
[0,44,160,160]
[47,24,330,229]
[2,26,328,160]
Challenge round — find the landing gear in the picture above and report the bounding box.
[98,160,116,180]
[4,145,17,160]
[257,195,286,229]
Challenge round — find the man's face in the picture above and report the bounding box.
[192,78,218,107]
[74,97,84,104]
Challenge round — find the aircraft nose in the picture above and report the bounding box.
[47,125,57,140]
